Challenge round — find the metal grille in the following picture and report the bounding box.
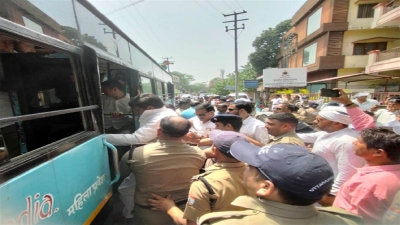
[357,4,375,18]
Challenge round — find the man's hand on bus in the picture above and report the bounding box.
[148,193,175,212]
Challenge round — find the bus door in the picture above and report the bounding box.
[98,59,138,135]
[0,37,118,225]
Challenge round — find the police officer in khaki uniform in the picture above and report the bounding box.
[298,102,320,125]
[198,143,363,225]
[148,130,249,225]
[265,113,305,147]
[273,103,315,133]
[128,116,206,225]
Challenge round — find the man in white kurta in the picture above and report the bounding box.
[375,97,400,127]
[106,93,178,157]
[297,106,365,206]
[351,92,378,112]
[228,101,269,146]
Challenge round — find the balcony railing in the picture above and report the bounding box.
[377,46,400,62]
[383,1,399,14]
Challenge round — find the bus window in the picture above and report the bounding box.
[140,76,153,94]
[0,35,84,157]
[156,80,163,100]
[164,82,171,103]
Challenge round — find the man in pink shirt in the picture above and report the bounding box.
[331,88,375,131]
[333,127,400,224]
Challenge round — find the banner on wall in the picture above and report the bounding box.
[263,68,307,88]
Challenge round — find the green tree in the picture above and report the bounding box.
[209,63,257,95]
[170,71,195,93]
[61,26,107,51]
[248,19,292,74]
[190,82,208,93]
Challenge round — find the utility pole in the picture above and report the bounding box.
[223,11,248,99]
[162,57,174,72]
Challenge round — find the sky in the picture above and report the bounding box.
[88,0,307,84]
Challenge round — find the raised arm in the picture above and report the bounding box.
[331,88,375,131]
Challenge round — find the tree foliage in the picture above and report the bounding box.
[209,63,257,96]
[61,26,107,51]
[248,19,292,74]
[170,71,207,93]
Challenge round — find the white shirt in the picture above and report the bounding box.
[105,107,177,146]
[240,117,269,144]
[352,99,379,111]
[189,116,216,137]
[375,109,396,127]
[298,128,365,195]
[387,119,400,134]
[103,93,132,129]
[270,97,282,109]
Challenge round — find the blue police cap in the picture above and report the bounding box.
[230,142,334,200]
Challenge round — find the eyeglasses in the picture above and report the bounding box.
[227,108,237,111]
[273,107,282,110]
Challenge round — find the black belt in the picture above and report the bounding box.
[137,199,187,210]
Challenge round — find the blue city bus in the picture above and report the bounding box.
[0,0,174,224]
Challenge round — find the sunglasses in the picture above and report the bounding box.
[227,108,237,111]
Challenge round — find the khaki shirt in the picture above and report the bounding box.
[267,131,305,147]
[128,139,206,206]
[199,196,363,225]
[293,112,306,121]
[183,162,247,222]
[299,107,318,125]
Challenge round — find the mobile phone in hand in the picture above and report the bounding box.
[320,88,340,97]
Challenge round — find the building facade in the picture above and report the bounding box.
[278,0,400,91]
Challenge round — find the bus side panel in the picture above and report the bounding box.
[0,158,65,224]
[0,135,113,225]
[53,135,112,224]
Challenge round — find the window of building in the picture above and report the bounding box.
[357,4,375,18]
[302,43,318,66]
[353,42,387,55]
[307,8,322,36]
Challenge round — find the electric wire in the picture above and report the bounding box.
[106,0,145,15]
[117,0,166,57]
[194,0,220,19]
[233,0,245,11]
[222,0,236,11]
[204,0,224,15]
[130,0,170,56]
[106,1,164,58]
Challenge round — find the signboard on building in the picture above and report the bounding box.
[243,80,258,88]
[263,68,307,88]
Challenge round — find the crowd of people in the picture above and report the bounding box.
[101,80,400,225]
